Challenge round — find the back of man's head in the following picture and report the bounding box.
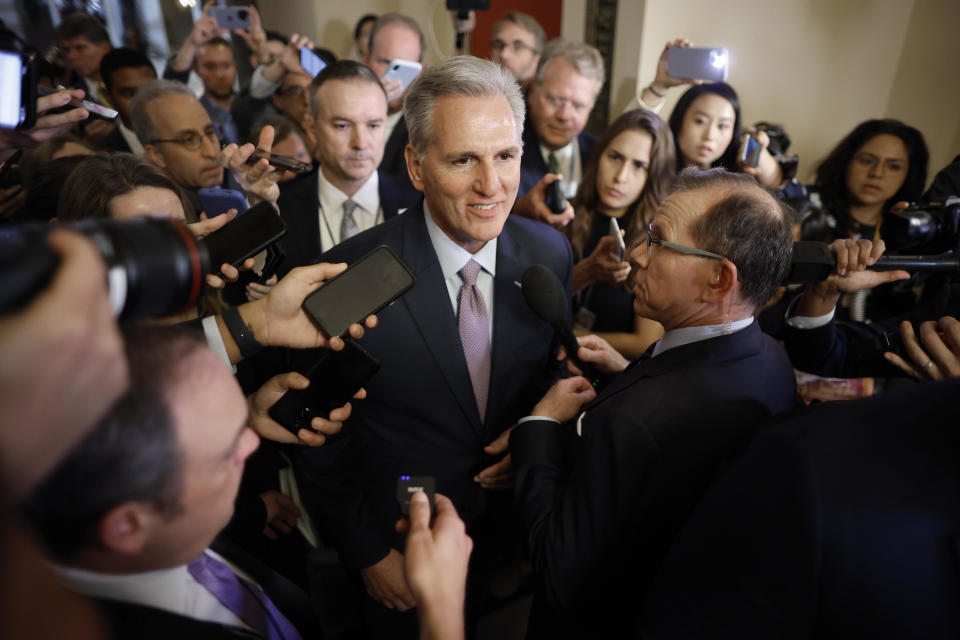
[129,79,196,146]
[100,47,155,93]
[676,168,793,310]
[404,55,525,160]
[55,12,110,45]
[23,324,205,563]
[533,38,604,96]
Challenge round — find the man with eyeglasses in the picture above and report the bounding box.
[513,39,603,228]
[131,80,227,210]
[489,12,544,89]
[509,168,799,639]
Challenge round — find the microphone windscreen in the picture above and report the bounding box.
[521,264,568,325]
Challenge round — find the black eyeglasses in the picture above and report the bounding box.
[646,223,729,261]
[149,123,221,151]
[276,85,307,98]
[490,39,537,54]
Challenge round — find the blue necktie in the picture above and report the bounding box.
[187,551,302,640]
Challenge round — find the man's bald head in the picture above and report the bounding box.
[674,168,793,310]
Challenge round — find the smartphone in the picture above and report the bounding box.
[302,245,416,338]
[299,47,327,78]
[209,6,251,30]
[36,84,117,121]
[740,135,762,168]
[608,217,626,262]
[667,46,729,82]
[267,339,380,435]
[200,200,287,272]
[545,176,566,214]
[0,51,37,130]
[397,475,435,515]
[381,59,422,93]
[247,149,312,175]
[197,187,248,219]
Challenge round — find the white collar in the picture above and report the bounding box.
[317,168,380,216]
[540,138,575,172]
[652,317,754,357]
[117,120,145,156]
[423,201,497,280]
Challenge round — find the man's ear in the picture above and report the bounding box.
[144,144,166,169]
[404,144,425,193]
[704,260,738,302]
[97,502,155,556]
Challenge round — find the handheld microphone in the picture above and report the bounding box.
[521,264,599,386]
[785,241,960,284]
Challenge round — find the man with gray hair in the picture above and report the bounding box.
[514,38,605,227]
[510,168,799,638]
[294,55,573,638]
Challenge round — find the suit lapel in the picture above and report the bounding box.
[400,203,484,433]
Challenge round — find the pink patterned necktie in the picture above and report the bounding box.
[458,259,490,422]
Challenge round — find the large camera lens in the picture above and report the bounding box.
[0,218,211,321]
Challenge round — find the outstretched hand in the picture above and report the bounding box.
[884,316,960,381]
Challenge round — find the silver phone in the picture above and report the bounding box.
[381,59,422,92]
[667,47,729,82]
[609,218,626,262]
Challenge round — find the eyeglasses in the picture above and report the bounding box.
[646,223,729,261]
[276,85,308,99]
[149,123,221,151]
[490,39,537,55]
[541,92,591,116]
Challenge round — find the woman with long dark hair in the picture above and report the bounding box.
[568,109,675,358]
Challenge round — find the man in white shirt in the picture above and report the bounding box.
[275,60,418,276]
[22,324,318,639]
[510,167,799,639]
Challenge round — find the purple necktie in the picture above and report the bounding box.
[458,259,491,422]
[187,552,302,640]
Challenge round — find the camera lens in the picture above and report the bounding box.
[239,9,249,20]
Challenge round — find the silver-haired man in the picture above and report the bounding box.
[293,55,573,638]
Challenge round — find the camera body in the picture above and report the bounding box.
[0,49,37,130]
[882,196,960,254]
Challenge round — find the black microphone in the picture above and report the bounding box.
[455,10,468,51]
[521,264,599,386]
[785,241,960,284]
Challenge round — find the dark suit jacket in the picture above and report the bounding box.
[274,168,419,277]
[380,115,414,192]
[640,378,960,639]
[293,200,574,570]
[510,322,798,638]
[98,126,132,154]
[517,116,596,200]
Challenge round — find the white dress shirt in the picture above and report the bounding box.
[652,316,755,357]
[317,169,382,252]
[53,549,255,631]
[540,139,581,199]
[423,202,497,341]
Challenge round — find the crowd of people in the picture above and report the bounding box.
[2,4,960,640]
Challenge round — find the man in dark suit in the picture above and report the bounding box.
[512,39,603,227]
[639,377,960,638]
[22,324,320,639]
[363,14,425,193]
[98,48,157,155]
[276,60,418,276]
[294,56,572,637]
[510,168,799,638]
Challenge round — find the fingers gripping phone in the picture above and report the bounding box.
[381,59,422,92]
[302,245,415,338]
[199,200,287,273]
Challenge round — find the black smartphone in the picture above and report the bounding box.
[268,339,380,435]
[302,245,415,338]
[397,475,435,515]
[197,187,248,219]
[545,176,566,214]
[247,149,312,175]
[0,51,37,130]
[200,201,287,272]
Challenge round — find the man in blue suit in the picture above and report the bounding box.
[294,56,572,637]
[510,169,799,638]
[512,39,603,227]
[275,60,419,276]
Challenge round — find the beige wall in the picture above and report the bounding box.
[262,0,959,185]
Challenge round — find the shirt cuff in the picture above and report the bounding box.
[249,66,281,99]
[784,294,835,330]
[518,415,561,425]
[202,315,237,372]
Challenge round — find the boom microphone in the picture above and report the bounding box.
[785,241,960,284]
[521,264,599,386]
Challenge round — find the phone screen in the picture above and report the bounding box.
[302,245,415,338]
[300,48,327,78]
[0,52,23,129]
[201,201,287,271]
